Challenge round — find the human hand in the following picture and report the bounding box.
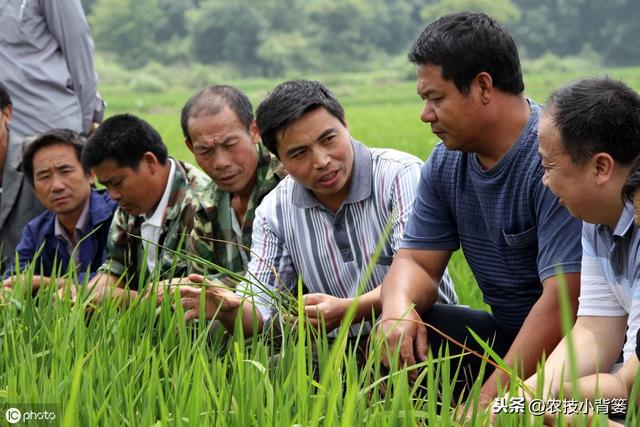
[179,274,242,321]
[285,293,351,332]
[376,306,427,381]
[2,276,14,290]
[55,283,80,305]
[143,277,189,306]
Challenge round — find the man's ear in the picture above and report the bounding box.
[475,72,494,104]
[142,151,159,174]
[593,153,615,185]
[249,120,260,145]
[2,104,13,123]
[184,137,194,152]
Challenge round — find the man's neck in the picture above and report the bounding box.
[231,173,258,224]
[57,200,88,245]
[475,95,531,170]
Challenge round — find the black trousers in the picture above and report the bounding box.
[419,304,514,399]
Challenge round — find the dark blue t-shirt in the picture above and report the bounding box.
[402,101,582,338]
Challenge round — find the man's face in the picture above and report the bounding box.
[538,113,596,222]
[633,190,640,226]
[186,105,259,195]
[416,64,482,152]
[32,144,92,217]
[93,155,159,216]
[0,105,12,146]
[276,107,354,210]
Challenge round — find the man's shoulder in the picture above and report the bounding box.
[20,209,56,245]
[256,175,296,216]
[265,151,287,181]
[370,147,423,168]
[175,159,212,193]
[171,160,213,209]
[88,190,118,224]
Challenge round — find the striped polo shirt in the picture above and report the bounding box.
[578,202,640,361]
[242,139,457,335]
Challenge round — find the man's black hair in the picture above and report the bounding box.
[546,77,640,169]
[623,156,640,202]
[180,85,254,143]
[82,114,168,170]
[0,82,12,109]
[409,12,524,95]
[255,80,345,157]
[22,128,88,186]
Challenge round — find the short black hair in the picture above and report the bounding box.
[623,156,640,202]
[0,82,12,109]
[546,77,640,167]
[82,114,168,170]
[22,129,88,186]
[409,12,524,95]
[255,80,345,157]
[181,85,253,143]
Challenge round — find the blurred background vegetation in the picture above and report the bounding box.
[81,0,639,78]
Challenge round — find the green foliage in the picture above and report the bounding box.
[86,0,640,75]
[421,0,521,24]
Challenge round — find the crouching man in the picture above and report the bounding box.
[70,114,213,305]
[178,80,457,344]
[3,129,116,290]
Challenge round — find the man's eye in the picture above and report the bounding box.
[222,140,237,148]
[290,151,306,159]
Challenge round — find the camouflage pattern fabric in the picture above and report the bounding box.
[188,143,286,278]
[98,159,212,289]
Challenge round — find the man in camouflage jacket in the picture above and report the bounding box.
[181,86,286,278]
[74,114,212,304]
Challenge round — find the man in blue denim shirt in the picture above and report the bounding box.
[3,129,116,290]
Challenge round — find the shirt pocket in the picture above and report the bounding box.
[0,5,24,45]
[501,226,539,275]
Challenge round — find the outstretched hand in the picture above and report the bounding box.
[285,293,351,332]
[376,307,427,382]
[178,274,242,322]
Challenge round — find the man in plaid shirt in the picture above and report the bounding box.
[181,85,286,277]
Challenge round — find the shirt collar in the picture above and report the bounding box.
[143,158,176,227]
[54,195,91,241]
[611,200,635,238]
[291,138,372,209]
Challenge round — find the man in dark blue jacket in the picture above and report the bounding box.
[2,129,116,290]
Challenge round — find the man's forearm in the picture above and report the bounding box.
[216,300,263,338]
[525,315,628,397]
[380,251,442,315]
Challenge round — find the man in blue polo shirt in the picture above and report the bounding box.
[2,129,116,290]
[377,12,583,405]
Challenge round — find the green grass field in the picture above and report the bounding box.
[2,66,640,426]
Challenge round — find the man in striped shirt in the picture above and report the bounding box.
[179,80,456,337]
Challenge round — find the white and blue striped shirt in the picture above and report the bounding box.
[241,139,457,335]
[578,202,640,361]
